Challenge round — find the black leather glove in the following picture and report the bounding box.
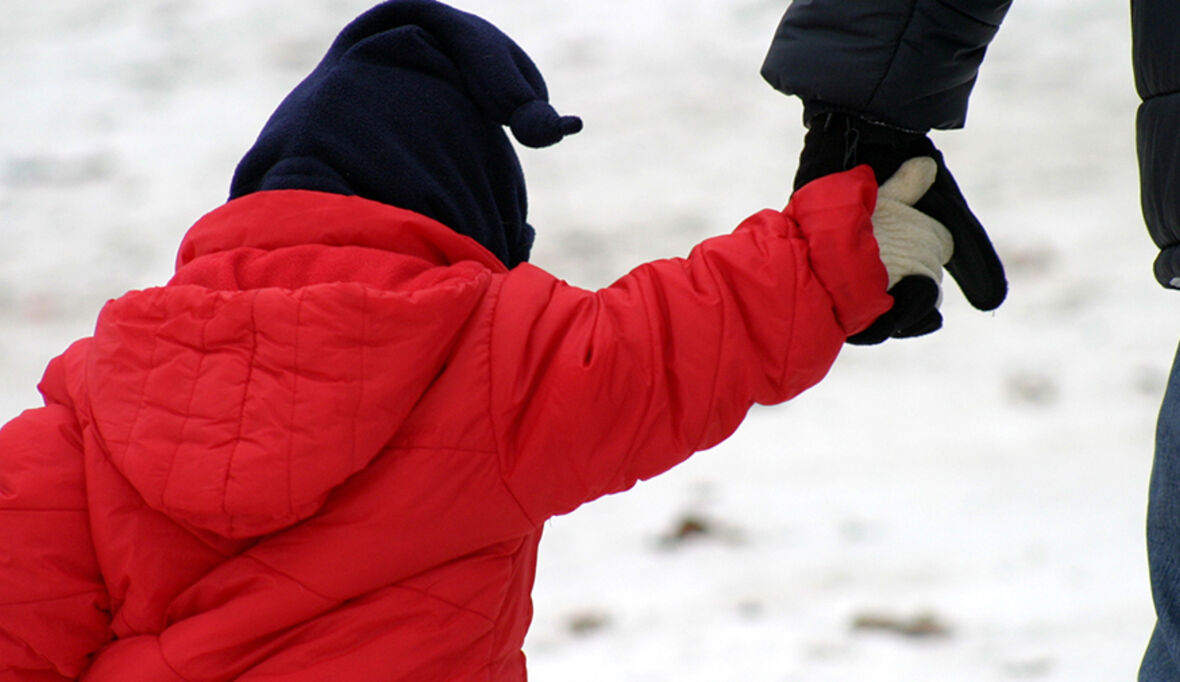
[795,111,1007,344]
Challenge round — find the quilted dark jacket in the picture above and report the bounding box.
[762,0,1180,290]
[1132,0,1180,287]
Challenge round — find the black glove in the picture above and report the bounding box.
[794,111,1007,344]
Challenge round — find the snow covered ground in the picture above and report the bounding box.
[1,0,1171,679]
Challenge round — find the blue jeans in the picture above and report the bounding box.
[1142,341,1180,680]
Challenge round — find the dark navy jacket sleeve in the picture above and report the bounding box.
[1132,0,1180,286]
[762,0,1012,132]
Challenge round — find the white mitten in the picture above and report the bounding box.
[872,157,955,297]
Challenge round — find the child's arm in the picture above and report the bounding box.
[487,166,897,523]
[0,389,111,679]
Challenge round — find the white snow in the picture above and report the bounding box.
[0,1,1168,679]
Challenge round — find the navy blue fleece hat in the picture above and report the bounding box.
[228,0,581,267]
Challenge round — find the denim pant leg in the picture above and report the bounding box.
[1142,341,1180,681]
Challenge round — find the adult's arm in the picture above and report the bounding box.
[762,0,1012,131]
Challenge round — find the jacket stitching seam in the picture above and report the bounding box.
[485,276,541,528]
[391,583,496,625]
[386,444,497,456]
[779,233,805,388]
[934,0,1003,28]
[690,259,729,452]
[221,291,261,535]
[352,288,368,473]
[1143,88,1180,101]
[597,270,667,489]
[0,506,88,512]
[114,294,164,472]
[285,293,305,519]
[160,311,213,515]
[605,284,656,490]
[156,637,188,681]
[227,584,498,678]
[864,0,919,113]
[0,588,105,609]
[239,552,341,603]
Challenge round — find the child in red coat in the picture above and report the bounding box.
[0,1,951,679]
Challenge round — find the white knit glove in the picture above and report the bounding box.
[850,157,955,344]
[874,157,954,291]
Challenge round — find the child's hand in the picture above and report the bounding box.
[849,157,954,344]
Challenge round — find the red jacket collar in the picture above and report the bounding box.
[176,190,509,273]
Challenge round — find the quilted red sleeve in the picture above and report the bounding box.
[0,400,110,680]
[488,167,890,522]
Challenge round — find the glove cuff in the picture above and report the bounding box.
[801,103,929,137]
[795,109,936,190]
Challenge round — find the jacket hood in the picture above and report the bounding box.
[84,191,502,538]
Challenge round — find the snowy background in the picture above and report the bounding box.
[1,0,1172,680]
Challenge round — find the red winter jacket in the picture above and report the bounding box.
[0,166,889,681]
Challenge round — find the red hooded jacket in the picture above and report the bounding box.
[0,166,889,681]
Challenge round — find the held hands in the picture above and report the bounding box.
[795,112,1007,344]
[860,158,953,344]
